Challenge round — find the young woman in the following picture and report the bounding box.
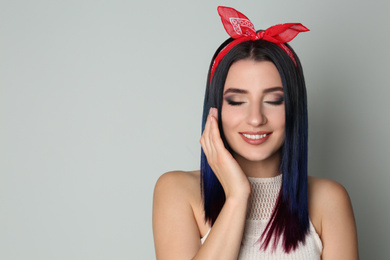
[153,6,358,260]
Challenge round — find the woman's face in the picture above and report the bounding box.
[221,59,285,163]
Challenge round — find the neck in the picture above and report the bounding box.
[233,150,281,178]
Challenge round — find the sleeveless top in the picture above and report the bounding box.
[201,174,323,259]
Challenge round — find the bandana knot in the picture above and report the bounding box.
[210,6,309,82]
[257,30,265,39]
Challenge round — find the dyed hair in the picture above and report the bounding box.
[200,37,309,252]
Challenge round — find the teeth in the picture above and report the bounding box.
[243,134,267,139]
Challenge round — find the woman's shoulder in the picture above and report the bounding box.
[308,176,356,240]
[153,170,210,240]
[308,176,350,199]
[153,170,203,217]
[154,170,201,195]
[308,176,352,216]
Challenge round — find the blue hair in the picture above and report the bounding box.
[200,39,309,252]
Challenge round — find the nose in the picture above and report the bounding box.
[247,103,267,126]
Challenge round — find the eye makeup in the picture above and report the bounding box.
[223,84,284,107]
[265,96,284,105]
[225,95,284,106]
[225,96,245,106]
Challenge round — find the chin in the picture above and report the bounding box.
[234,150,281,163]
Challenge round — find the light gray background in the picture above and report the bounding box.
[1,0,389,259]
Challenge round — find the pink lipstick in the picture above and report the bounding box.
[239,131,272,145]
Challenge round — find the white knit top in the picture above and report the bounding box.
[201,174,322,259]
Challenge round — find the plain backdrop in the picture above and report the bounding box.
[1,0,389,259]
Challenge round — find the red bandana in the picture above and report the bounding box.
[210,6,309,81]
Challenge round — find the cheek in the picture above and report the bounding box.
[274,110,286,141]
[279,110,286,128]
[264,106,285,127]
[276,111,285,128]
[221,105,244,130]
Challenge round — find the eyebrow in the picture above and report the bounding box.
[223,88,248,95]
[223,86,283,95]
[263,87,283,94]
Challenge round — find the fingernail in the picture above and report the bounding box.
[211,107,217,117]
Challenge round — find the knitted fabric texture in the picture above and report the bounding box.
[246,175,282,221]
[201,175,322,259]
[238,174,322,259]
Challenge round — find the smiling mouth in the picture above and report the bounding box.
[239,132,272,145]
[242,133,268,140]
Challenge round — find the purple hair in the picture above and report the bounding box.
[200,39,309,252]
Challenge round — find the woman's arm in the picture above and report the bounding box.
[153,171,206,259]
[311,178,359,259]
[153,172,249,260]
[153,108,251,259]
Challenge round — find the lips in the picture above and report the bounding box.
[239,131,272,145]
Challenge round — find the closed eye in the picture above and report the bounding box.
[265,99,284,105]
[226,99,245,106]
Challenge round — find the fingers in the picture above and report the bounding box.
[200,108,212,150]
[208,108,225,152]
[210,107,218,120]
[201,108,219,155]
[200,107,228,168]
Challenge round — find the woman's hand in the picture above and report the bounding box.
[200,107,251,199]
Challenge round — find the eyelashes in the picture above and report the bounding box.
[225,97,284,106]
[265,98,284,105]
[226,99,245,106]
